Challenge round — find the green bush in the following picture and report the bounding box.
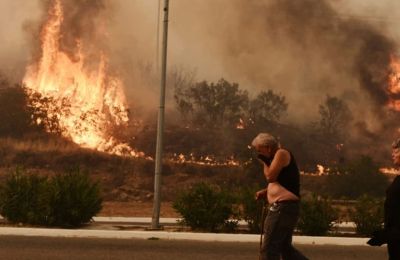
[240,186,265,234]
[350,195,384,236]
[221,219,239,233]
[173,182,235,232]
[0,168,50,225]
[47,169,102,227]
[0,168,102,227]
[297,194,338,236]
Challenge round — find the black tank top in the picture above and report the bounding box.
[277,151,300,198]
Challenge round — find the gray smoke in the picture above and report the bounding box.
[56,0,108,62]
[167,0,400,137]
[1,0,400,136]
[106,0,400,133]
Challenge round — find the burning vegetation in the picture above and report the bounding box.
[0,0,400,177]
[22,0,136,156]
[1,0,400,206]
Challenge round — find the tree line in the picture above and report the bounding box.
[0,73,390,199]
[159,76,355,168]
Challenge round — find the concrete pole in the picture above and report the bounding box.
[151,0,170,230]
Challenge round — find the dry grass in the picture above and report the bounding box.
[0,136,156,203]
[100,201,179,217]
[0,135,362,219]
[0,136,249,206]
[0,136,81,153]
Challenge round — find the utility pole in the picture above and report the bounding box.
[151,0,170,230]
[155,0,161,72]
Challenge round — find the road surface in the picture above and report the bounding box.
[0,235,386,260]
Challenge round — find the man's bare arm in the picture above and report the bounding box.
[255,188,267,200]
[263,149,290,182]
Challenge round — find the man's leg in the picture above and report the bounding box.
[388,242,400,260]
[260,204,282,260]
[281,235,308,260]
[260,203,309,260]
[279,203,308,260]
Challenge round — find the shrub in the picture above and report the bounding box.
[240,186,265,234]
[0,168,102,227]
[350,195,384,236]
[221,220,239,233]
[0,168,50,225]
[0,86,35,137]
[326,156,388,199]
[173,182,235,232]
[47,168,102,227]
[297,194,338,236]
[0,85,60,137]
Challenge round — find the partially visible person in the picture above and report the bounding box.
[252,133,308,260]
[368,139,400,259]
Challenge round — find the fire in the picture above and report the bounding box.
[380,167,399,175]
[316,164,325,175]
[23,0,137,156]
[169,153,240,166]
[387,55,400,111]
[236,118,245,129]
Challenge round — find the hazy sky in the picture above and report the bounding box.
[1,0,400,132]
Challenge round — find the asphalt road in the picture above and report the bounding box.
[0,235,387,260]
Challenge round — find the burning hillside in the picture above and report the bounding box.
[11,0,400,167]
[23,0,137,156]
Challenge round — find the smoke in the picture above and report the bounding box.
[105,0,400,134]
[169,0,400,139]
[1,0,400,136]
[0,1,42,82]
[170,1,397,125]
[51,0,109,62]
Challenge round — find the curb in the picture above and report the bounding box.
[93,217,181,225]
[92,217,356,228]
[0,226,369,246]
[1,216,357,228]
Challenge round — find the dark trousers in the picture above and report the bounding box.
[260,201,308,260]
[388,242,400,260]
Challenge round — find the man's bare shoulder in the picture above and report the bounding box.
[275,149,290,165]
[276,148,290,157]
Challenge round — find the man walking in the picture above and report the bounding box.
[252,133,308,260]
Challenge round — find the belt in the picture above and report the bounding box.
[269,200,299,212]
[274,200,299,204]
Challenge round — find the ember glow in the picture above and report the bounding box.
[23,0,138,156]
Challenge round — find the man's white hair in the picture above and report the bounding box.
[251,133,279,149]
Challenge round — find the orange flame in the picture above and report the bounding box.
[168,153,240,166]
[387,55,400,111]
[23,0,138,156]
[236,118,245,129]
[380,167,399,175]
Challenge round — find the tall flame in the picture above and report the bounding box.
[23,0,135,156]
